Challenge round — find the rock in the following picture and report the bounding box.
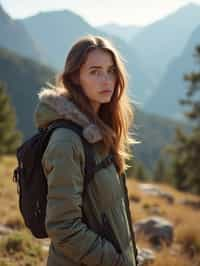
[41,238,50,252]
[139,183,174,204]
[147,206,163,216]
[159,191,174,204]
[0,224,13,236]
[135,216,174,247]
[178,199,200,210]
[137,247,155,266]
[129,195,141,203]
[139,184,160,196]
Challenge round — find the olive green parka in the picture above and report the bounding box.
[34,87,137,266]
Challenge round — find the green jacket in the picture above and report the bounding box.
[34,87,137,266]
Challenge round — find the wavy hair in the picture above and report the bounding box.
[54,35,139,175]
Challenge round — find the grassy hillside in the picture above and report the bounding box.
[0,155,199,265]
[0,47,55,139]
[133,107,192,173]
[0,156,48,265]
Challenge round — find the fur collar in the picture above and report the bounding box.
[37,86,103,144]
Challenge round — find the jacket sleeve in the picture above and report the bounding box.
[42,129,127,266]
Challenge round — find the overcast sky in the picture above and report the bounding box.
[1,0,200,26]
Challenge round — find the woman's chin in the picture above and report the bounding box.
[99,96,112,103]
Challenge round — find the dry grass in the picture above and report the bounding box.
[1,156,200,265]
[0,156,47,265]
[126,176,200,265]
[0,229,48,266]
[0,156,24,228]
[150,246,194,266]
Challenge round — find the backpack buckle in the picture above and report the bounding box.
[13,167,20,194]
[103,154,113,167]
[95,154,114,173]
[13,167,19,183]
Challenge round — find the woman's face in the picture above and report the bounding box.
[79,48,117,114]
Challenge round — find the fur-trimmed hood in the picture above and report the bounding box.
[34,86,103,144]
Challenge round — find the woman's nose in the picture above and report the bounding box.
[101,73,111,83]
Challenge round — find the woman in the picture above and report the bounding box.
[34,35,139,266]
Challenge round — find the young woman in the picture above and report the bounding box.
[34,35,139,266]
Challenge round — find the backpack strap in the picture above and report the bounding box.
[45,119,115,189]
[94,153,114,172]
[45,119,96,198]
[42,119,115,227]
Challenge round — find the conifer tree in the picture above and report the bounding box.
[0,81,22,155]
[153,158,166,182]
[166,45,200,194]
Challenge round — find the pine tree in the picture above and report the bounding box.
[166,45,200,194]
[153,158,166,183]
[134,162,149,181]
[0,81,22,155]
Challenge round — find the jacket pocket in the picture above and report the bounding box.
[101,212,121,254]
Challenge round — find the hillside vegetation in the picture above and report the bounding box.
[0,155,200,265]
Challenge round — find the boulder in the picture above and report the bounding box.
[139,183,174,204]
[135,216,174,247]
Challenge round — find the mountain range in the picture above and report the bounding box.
[0,46,191,174]
[144,24,200,120]
[0,2,197,173]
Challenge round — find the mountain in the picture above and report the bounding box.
[19,9,97,70]
[97,23,142,42]
[0,4,47,64]
[19,9,153,105]
[129,3,200,86]
[0,46,191,172]
[143,24,200,121]
[133,107,191,172]
[0,47,55,139]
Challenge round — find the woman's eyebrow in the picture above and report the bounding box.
[89,65,115,69]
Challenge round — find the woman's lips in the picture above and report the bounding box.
[100,90,112,94]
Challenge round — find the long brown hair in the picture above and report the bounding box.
[55,35,139,175]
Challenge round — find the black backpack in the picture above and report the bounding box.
[12,119,139,265]
[12,119,114,239]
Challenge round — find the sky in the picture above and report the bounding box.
[1,0,200,26]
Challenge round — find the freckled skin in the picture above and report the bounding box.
[79,49,117,113]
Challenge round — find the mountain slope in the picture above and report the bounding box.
[0,46,191,173]
[0,4,47,64]
[0,47,55,139]
[20,9,153,104]
[130,3,200,85]
[97,23,142,42]
[144,24,200,121]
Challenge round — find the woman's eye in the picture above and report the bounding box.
[90,70,99,75]
[109,68,116,74]
[90,68,116,76]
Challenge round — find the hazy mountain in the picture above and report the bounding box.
[130,3,200,86]
[0,4,47,64]
[0,47,55,139]
[133,107,191,172]
[20,9,153,105]
[19,10,97,70]
[97,23,142,42]
[0,46,191,172]
[143,24,200,121]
